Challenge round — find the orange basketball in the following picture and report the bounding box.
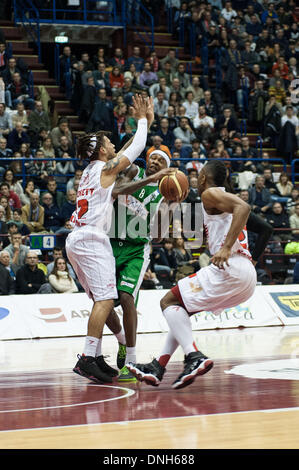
[159,170,189,202]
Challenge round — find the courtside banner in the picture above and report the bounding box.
[0,298,32,340]
[0,285,298,340]
[264,285,299,326]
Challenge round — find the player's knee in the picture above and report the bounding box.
[120,291,135,312]
[160,291,173,312]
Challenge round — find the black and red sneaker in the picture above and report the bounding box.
[96,355,118,377]
[126,359,166,387]
[172,351,213,390]
[73,354,113,384]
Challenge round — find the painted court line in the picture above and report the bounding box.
[1,406,299,434]
[0,385,135,414]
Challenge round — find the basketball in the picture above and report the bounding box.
[159,170,189,202]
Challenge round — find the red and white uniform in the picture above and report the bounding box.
[66,160,117,301]
[173,188,257,315]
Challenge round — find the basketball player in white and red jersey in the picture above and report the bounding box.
[66,95,153,384]
[127,160,257,390]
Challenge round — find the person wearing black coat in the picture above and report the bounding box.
[41,192,64,233]
[0,263,15,295]
[153,239,177,282]
[79,77,97,124]
[85,89,115,134]
[265,202,291,243]
[16,252,47,294]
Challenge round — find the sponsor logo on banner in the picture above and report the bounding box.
[193,303,253,323]
[36,308,67,323]
[270,292,299,318]
[35,307,92,323]
[0,308,10,320]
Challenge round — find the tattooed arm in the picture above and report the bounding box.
[101,96,150,188]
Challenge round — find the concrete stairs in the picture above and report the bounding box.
[0,21,83,134]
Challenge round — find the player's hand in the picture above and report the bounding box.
[146,96,155,126]
[132,94,147,120]
[150,168,175,183]
[211,247,231,269]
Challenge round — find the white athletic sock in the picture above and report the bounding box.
[125,346,136,364]
[162,306,197,356]
[157,331,179,367]
[83,336,99,357]
[115,326,126,345]
[95,338,103,357]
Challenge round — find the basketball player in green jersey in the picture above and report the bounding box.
[107,148,183,381]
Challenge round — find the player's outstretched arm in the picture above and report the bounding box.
[102,95,148,179]
[202,188,251,268]
[115,97,155,158]
[112,167,175,198]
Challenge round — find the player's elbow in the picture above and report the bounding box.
[245,202,251,215]
[240,201,251,218]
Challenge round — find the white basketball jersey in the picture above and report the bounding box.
[70,160,115,233]
[202,187,252,259]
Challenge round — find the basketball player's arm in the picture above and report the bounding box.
[102,118,147,173]
[101,96,151,185]
[115,113,154,157]
[202,188,251,268]
[112,167,175,197]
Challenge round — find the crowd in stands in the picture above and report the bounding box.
[0,0,299,295]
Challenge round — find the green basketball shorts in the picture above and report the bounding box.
[111,240,150,300]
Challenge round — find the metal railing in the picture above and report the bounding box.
[124,0,155,52]
[169,157,287,173]
[13,0,41,62]
[0,156,290,187]
[0,157,81,191]
[14,0,123,26]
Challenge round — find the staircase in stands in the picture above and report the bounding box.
[0,20,81,132]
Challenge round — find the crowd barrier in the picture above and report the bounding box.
[0,284,298,341]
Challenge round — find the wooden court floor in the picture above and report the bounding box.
[1,326,299,449]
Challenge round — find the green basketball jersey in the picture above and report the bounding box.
[112,166,163,244]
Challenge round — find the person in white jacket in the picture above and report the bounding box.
[48,257,78,293]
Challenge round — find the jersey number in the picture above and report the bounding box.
[77,199,88,219]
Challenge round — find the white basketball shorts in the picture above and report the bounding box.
[66,228,118,301]
[172,254,257,315]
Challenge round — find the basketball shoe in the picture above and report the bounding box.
[117,343,126,369]
[126,359,166,386]
[118,365,137,382]
[172,351,213,390]
[96,355,118,377]
[73,354,113,384]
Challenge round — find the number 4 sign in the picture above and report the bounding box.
[43,235,55,249]
[29,235,56,251]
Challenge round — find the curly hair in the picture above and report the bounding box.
[76,131,112,161]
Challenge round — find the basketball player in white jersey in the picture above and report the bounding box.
[127,160,257,390]
[66,95,153,384]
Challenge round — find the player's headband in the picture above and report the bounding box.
[86,135,97,157]
[149,150,170,167]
